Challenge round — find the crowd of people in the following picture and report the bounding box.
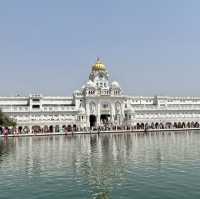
[1,121,200,136]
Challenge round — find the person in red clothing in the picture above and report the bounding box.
[3,128,8,136]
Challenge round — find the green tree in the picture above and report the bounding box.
[0,109,16,127]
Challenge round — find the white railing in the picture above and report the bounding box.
[2,106,77,113]
[134,105,200,111]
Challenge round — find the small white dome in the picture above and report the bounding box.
[74,90,80,93]
[111,81,120,88]
[86,80,96,88]
[81,85,86,90]
[79,107,85,113]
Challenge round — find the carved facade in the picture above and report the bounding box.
[1,58,200,132]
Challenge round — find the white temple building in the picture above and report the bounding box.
[1,58,200,133]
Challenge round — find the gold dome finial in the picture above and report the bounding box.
[92,57,106,71]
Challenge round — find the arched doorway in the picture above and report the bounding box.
[136,123,140,129]
[151,122,155,129]
[165,122,172,129]
[18,126,23,133]
[100,114,110,125]
[49,125,54,133]
[155,123,159,129]
[73,124,77,131]
[44,125,49,133]
[62,125,66,132]
[90,115,96,128]
[67,125,72,132]
[55,125,60,132]
[160,123,164,129]
[178,122,182,128]
[174,122,178,128]
[187,122,191,128]
[195,122,199,128]
[191,122,195,128]
[23,126,30,134]
[32,126,41,133]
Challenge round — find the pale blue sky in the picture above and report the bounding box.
[0,0,200,96]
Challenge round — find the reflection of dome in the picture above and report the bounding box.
[111,81,120,88]
[86,80,96,88]
[92,58,106,71]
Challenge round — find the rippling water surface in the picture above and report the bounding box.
[1,132,200,199]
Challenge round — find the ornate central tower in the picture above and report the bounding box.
[89,57,110,89]
[77,58,124,128]
[80,58,122,97]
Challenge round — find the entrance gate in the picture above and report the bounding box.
[100,114,110,125]
[90,115,96,128]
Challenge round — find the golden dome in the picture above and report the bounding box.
[92,58,106,71]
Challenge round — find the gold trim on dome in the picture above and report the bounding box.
[92,57,106,71]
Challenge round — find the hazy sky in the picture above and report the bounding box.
[0,0,200,96]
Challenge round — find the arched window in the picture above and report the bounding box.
[90,102,96,114]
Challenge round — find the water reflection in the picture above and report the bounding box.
[78,134,129,198]
[0,132,200,199]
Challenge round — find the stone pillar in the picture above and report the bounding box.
[30,126,33,134]
[121,103,125,125]
[85,116,89,128]
[111,103,115,124]
[41,125,44,133]
[59,124,63,133]
[97,103,101,127]
[86,103,90,128]
[28,125,31,134]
